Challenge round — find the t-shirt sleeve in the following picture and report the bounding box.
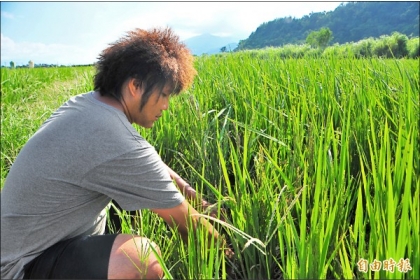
[81,146,185,211]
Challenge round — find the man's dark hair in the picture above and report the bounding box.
[94,27,196,109]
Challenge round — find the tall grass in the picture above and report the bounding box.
[1,52,418,279]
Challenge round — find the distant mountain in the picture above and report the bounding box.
[237,1,419,50]
[184,33,241,55]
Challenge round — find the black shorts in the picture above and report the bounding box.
[23,234,118,279]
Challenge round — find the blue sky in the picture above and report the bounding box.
[1,1,343,66]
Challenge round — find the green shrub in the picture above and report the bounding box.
[373,32,409,58]
[352,37,375,58]
[407,37,420,58]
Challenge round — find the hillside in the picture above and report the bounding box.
[236,1,419,50]
[184,34,240,55]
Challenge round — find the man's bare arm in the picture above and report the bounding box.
[152,200,232,257]
[165,164,209,206]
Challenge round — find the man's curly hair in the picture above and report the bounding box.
[94,27,197,109]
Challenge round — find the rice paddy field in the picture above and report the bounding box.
[1,52,419,279]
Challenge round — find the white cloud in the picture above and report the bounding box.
[0,1,343,65]
[1,33,97,66]
[1,11,14,19]
[112,2,342,40]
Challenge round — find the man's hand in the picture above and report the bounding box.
[226,248,235,260]
[152,200,234,260]
[166,165,195,198]
[165,164,227,221]
[200,199,228,222]
[166,165,204,203]
[163,165,233,260]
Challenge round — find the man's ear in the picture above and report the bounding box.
[127,78,143,97]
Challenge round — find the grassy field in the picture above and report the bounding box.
[1,53,419,279]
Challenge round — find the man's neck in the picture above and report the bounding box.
[92,91,124,113]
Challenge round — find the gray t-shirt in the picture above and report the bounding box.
[1,92,185,279]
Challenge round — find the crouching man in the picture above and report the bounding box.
[1,27,229,279]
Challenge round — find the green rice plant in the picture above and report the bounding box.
[356,121,418,279]
[1,52,418,279]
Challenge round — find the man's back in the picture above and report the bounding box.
[1,92,183,278]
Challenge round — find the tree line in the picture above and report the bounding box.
[236,2,419,51]
[224,32,419,60]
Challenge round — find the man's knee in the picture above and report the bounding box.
[108,234,163,279]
